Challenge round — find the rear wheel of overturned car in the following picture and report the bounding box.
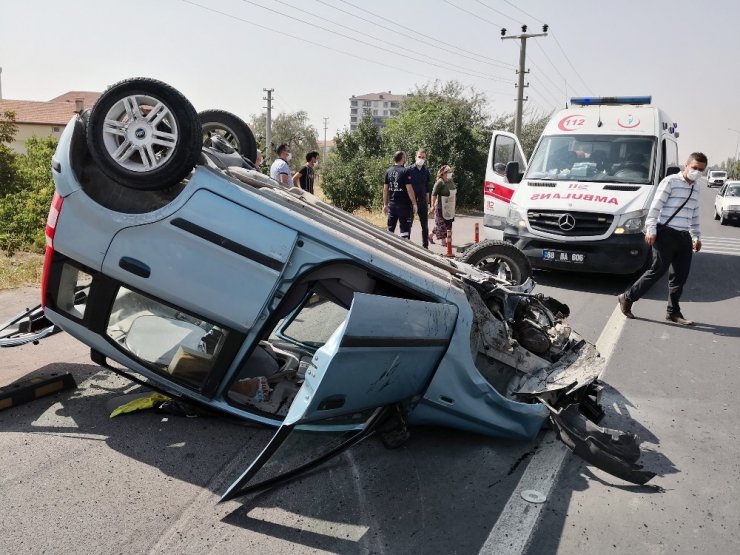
[459,240,532,285]
[199,109,257,163]
[86,77,202,191]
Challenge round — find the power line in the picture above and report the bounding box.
[527,56,565,103]
[499,1,592,94]
[551,31,593,94]
[316,0,513,71]
[532,40,568,88]
[276,0,511,82]
[335,0,515,69]
[442,0,503,29]
[181,0,446,81]
[237,0,513,84]
[501,0,546,25]
[473,0,521,25]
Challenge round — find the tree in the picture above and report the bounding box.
[251,110,319,169]
[383,81,493,207]
[0,136,57,254]
[322,113,386,211]
[0,111,19,195]
[321,80,553,212]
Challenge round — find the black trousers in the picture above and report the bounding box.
[415,202,429,247]
[387,202,413,239]
[624,226,693,315]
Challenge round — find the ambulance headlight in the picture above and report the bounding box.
[614,210,647,234]
[506,204,527,228]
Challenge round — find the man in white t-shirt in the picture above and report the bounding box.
[270,144,292,186]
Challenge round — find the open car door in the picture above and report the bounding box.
[221,293,458,501]
[484,130,528,240]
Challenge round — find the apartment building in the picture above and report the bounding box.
[349,91,408,132]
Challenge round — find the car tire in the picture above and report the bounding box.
[459,240,532,284]
[86,77,202,191]
[199,109,258,163]
[720,213,727,225]
[714,208,720,220]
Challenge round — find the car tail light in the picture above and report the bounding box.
[41,191,64,308]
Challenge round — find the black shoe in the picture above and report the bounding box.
[666,312,693,325]
[617,294,635,319]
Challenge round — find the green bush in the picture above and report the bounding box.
[0,135,57,255]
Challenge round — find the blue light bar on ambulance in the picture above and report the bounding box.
[570,96,651,106]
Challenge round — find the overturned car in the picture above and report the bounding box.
[40,78,654,501]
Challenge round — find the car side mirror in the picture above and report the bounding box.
[506,161,523,184]
[665,165,680,177]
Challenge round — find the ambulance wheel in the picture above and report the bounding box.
[87,77,202,191]
[459,240,532,285]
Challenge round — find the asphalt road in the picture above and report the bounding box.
[1,185,739,554]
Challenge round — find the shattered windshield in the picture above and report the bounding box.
[526,135,656,184]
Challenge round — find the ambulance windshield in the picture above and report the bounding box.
[526,135,656,184]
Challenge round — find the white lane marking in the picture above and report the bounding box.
[478,303,627,555]
[699,249,740,256]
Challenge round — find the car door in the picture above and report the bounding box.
[716,184,726,215]
[221,292,458,501]
[484,131,528,239]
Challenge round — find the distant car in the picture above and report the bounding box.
[40,77,655,501]
[707,170,727,188]
[714,181,740,225]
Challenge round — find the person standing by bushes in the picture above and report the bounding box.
[429,165,456,247]
[406,148,431,248]
[383,151,417,239]
[270,144,292,186]
[293,151,319,193]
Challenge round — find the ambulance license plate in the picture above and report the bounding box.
[542,250,586,264]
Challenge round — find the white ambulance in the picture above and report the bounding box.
[483,96,681,274]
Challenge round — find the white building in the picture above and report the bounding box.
[349,92,408,132]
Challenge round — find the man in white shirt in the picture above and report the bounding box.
[617,152,706,325]
[270,144,292,186]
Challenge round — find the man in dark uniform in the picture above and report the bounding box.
[406,147,431,247]
[383,151,418,239]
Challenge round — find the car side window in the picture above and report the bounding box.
[493,135,524,181]
[106,287,230,389]
[719,184,727,196]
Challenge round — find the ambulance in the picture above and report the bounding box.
[483,97,681,274]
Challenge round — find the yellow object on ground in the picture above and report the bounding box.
[110,393,170,418]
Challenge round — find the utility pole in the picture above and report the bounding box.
[501,25,548,138]
[322,117,329,161]
[263,88,274,161]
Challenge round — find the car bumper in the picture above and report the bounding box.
[721,210,740,221]
[503,228,649,274]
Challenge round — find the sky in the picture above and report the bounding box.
[1,0,738,165]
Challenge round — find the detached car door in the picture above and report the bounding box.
[221,292,458,501]
[484,130,528,239]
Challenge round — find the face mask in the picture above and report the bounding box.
[686,169,700,181]
[286,153,292,162]
[416,157,425,166]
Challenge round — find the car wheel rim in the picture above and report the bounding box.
[478,257,515,281]
[102,94,179,172]
[202,124,240,151]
